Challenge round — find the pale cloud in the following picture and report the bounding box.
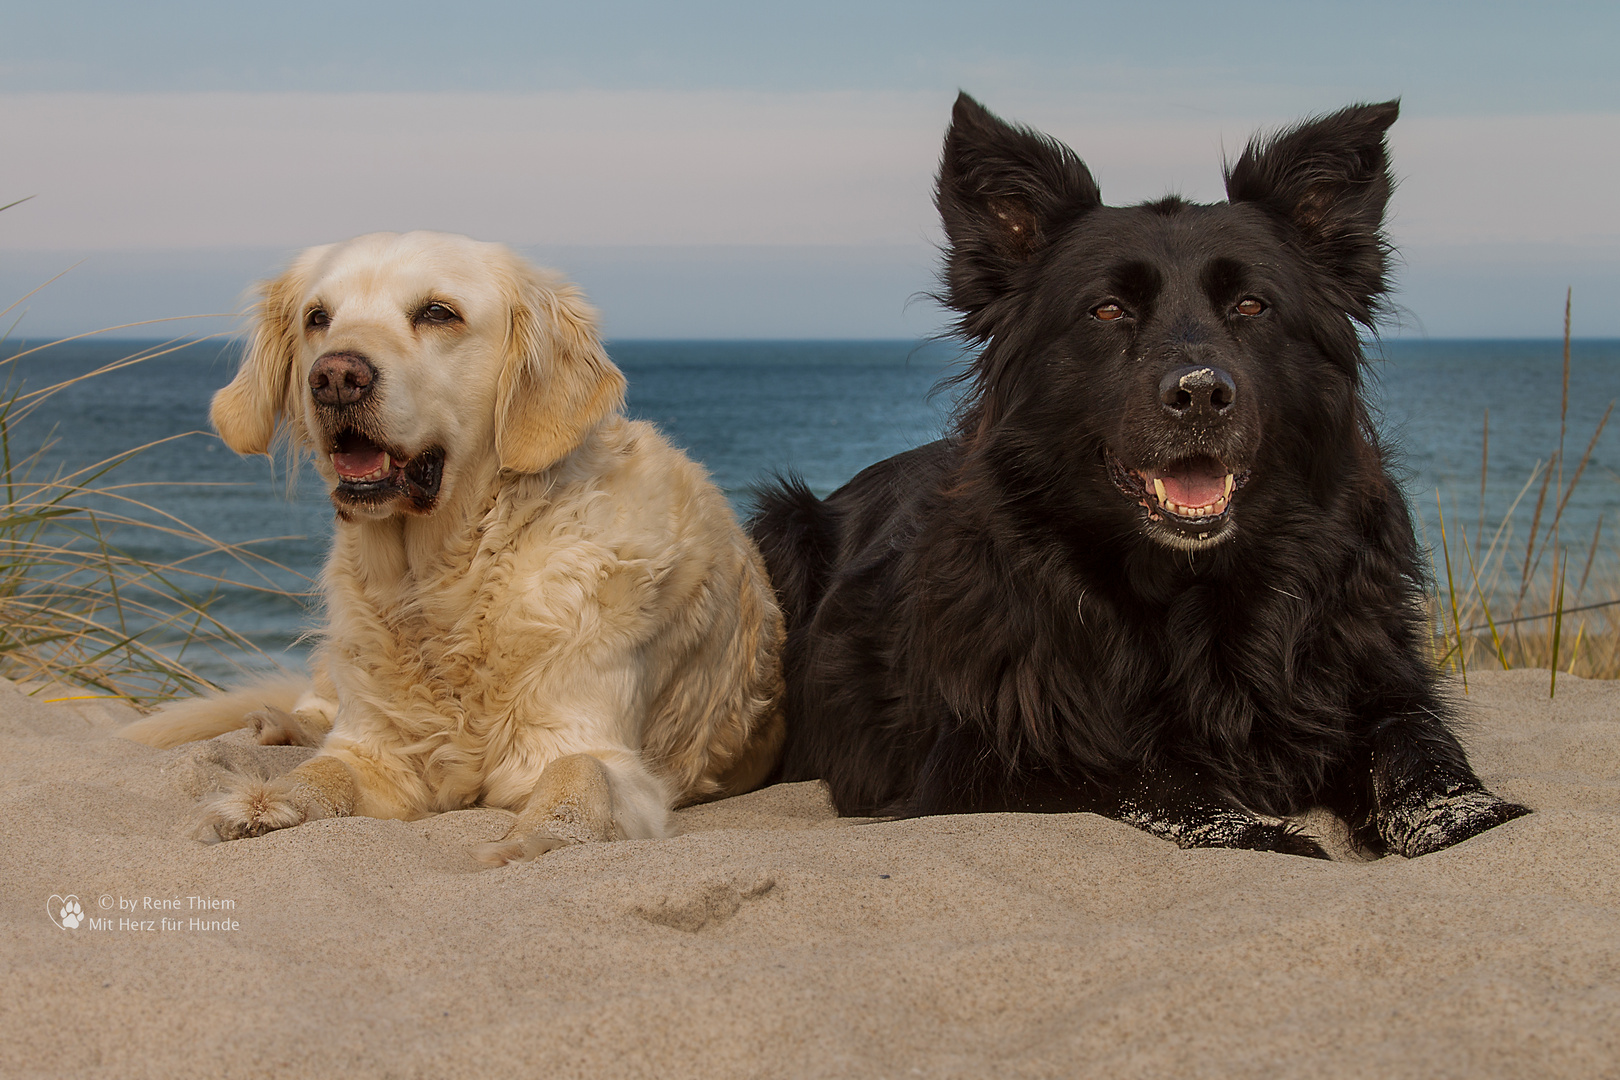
[1,92,943,249]
[995,103,1620,250]
[7,92,1619,252]
[1389,114,1620,248]
[4,91,1618,336]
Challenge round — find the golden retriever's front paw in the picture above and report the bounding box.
[471,830,578,867]
[205,780,318,841]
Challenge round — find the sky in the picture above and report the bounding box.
[2,1,1618,339]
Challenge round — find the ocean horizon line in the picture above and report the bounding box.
[8,334,1620,348]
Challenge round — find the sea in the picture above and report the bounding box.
[1,337,1615,682]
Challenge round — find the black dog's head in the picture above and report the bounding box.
[937,94,1397,552]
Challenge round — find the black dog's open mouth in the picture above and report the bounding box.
[1108,450,1249,537]
[329,430,445,512]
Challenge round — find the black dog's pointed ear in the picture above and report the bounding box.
[936,93,1102,341]
[1225,100,1400,323]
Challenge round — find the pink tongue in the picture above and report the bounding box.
[333,448,388,479]
[1160,468,1226,508]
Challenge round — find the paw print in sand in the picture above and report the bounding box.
[56,896,84,929]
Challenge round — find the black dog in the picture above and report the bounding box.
[751,94,1528,858]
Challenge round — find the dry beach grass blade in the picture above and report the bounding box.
[1,195,313,703]
[0,320,307,708]
[1431,291,1620,688]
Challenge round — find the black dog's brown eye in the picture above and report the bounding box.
[1093,303,1127,322]
[306,308,330,330]
[1234,298,1266,317]
[415,302,461,326]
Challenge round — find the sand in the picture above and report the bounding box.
[2,668,1617,1079]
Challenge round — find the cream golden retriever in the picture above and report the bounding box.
[121,231,785,864]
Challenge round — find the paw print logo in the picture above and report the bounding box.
[48,894,84,930]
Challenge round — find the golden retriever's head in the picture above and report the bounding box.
[212,231,625,520]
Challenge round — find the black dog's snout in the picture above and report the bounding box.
[309,353,376,407]
[1158,365,1237,419]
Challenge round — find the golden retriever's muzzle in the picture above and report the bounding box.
[310,352,446,516]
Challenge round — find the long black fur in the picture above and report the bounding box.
[751,94,1529,859]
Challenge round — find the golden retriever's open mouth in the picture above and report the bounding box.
[1107,449,1250,542]
[330,430,445,513]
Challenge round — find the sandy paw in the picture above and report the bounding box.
[1382,787,1531,858]
[1246,822,1331,859]
[205,779,310,841]
[471,830,578,867]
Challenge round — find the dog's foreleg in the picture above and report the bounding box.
[473,750,671,867]
[1103,768,1331,859]
[206,754,362,841]
[206,739,434,842]
[1359,711,1530,858]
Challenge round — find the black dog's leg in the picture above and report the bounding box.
[909,727,1329,857]
[906,721,1093,816]
[907,721,1020,815]
[1102,768,1331,859]
[1355,712,1530,858]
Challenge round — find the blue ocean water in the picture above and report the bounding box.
[1,337,1615,680]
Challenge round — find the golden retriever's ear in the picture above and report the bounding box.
[210,256,314,456]
[495,265,626,474]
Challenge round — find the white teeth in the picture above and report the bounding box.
[333,452,393,482]
[1148,471,1238,520]
[1155,490,1229,518]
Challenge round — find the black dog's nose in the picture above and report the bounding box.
[1158,365,1236,419]
[309,353,376,407]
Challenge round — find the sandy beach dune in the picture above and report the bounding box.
[3,668,1616,1078]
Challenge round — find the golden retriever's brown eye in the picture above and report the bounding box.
[414,302,461,327]
[1235,298,1266,317]
[1093,303,1127,322]
[306,308,330,330]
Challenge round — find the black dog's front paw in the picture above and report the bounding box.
[1119,801,1331,860]
[1242,822,1332,860]
[1379,787,1530,858]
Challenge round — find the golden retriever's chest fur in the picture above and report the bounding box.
[316,419,734,812]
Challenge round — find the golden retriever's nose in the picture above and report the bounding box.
[309,353,377,407]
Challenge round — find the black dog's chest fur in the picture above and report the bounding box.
[783,438,1416,820]
[752,94,1528,859]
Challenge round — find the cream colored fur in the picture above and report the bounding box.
[121,232,785,864]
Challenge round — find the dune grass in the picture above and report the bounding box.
[0,192,314,706]
[0,331,304,707]
[1429,291,1620,689]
